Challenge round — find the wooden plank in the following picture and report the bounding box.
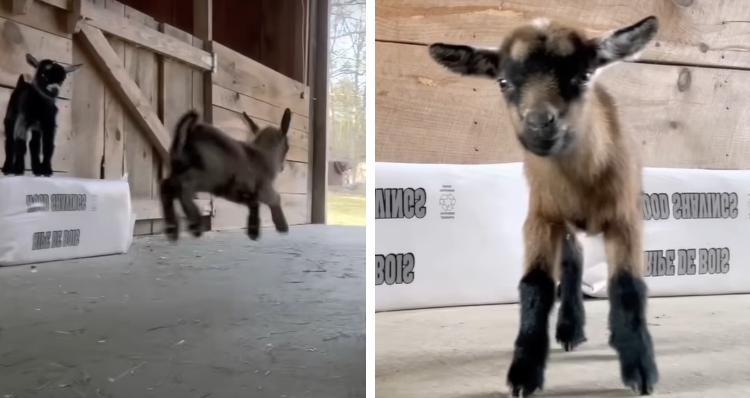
[160,23,194,135]
[79,1,213,71]
[38,0,67,10]
[211,41,310,117]
[212,194,309,231]
[192,0,212,42]
[102,0,125,179]
[0,0,68,38]
[212,84,309,133]
[77,24,170,161]
[309,0,329,223]
[70,34,104,178]
[375,41,750,169]
[11,0,31,15]
[375,0,750,70]
[68,0,82,33]
[121,6,159,201]
[212,105,309,164]
[0,15,72,96]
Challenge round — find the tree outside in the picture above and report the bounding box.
[327,0,366,226]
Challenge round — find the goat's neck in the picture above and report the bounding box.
[557,87,615,181]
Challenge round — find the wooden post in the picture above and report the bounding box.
[308,0,330,224]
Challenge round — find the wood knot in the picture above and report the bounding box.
[698,43,709,53]
[677,68,692,92]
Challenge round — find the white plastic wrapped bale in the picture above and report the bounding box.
[0,176,135,266]
[375,162,528,312]
[583,167,750,298]
[375,161,750,312]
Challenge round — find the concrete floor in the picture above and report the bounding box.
[0,225,365,398]
[377,295,750,397]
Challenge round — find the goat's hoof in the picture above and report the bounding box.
[40,164,53,176]
[507,354,546,397]
[275,223,289,234]
[247,226,260,240]
[189,223,203,238]
[165,225,179,241]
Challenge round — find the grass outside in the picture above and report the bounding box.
[328,192,366,226]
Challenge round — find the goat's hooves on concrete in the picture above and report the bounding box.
[248,228,260,240]
[165,226,179,241]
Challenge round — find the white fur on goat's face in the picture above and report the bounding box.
[427,16,658,158]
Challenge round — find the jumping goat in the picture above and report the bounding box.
[428,16,660,397]
[2,53,82,176]
[160,109,292,241]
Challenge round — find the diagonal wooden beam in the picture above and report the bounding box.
[77,23,170,161]
[11,0,32,15]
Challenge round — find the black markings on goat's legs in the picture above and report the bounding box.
[40,120,56,176]
[270,205,289,233]
[159,178,180,241]
[507,220,560,397]
[556,232,587,352]
[29,130,42,176]
[605,224,658,395]
[12,138,26,175]
[247,200,261,240]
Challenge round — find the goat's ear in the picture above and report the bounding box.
[591,16,658,68]
[242,111,261,135]
[26,53,39,69]
[280,108,292,136]
[63,63,83,74]
[428,43,501,79]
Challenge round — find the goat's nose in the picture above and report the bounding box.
[525,111,555,130]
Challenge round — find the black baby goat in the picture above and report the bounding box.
[2,53,82,177]
[160,108,292,241]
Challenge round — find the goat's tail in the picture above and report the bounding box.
[171,110,199,161]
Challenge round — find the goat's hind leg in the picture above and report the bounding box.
[555,228,587,351]
[506,217,561,397]
[605,221,658,395]
[176,183,204,237]
[159,176,181,241]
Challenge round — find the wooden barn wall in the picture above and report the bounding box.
[375,1,750,169]
[0,0,311,235]
[117,0,308,82]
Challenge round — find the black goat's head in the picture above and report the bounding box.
[243,109,292,173]
[26,53,83,98]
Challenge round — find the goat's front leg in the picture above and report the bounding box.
[258,184,288,234]
[506,216,562,397]
[39,120,56,177]
[246,195,261,240]
[159,177,181,241]
[12,137,27,176]
[29,129,42,176]
[2,119,14,175]
[604,219,658,395]
[555,228,587,351]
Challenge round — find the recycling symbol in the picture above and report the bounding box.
[439,194,456,211]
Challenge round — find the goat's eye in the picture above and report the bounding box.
[575,72,593,86]
[498,78,509,91]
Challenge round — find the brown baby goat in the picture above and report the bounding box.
[159,108,292,241]
[429,16,660,397]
